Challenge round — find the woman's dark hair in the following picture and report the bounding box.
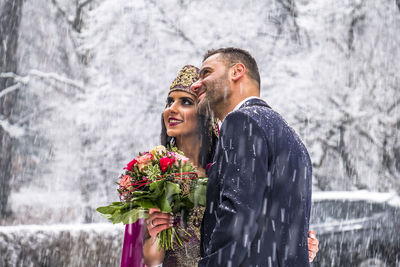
[160,113,218,170]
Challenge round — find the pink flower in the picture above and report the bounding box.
[137,154,153,171]
[172,153,189,167]
[124,159,138,171]
[160,157,175,172]
[120,175,132,188]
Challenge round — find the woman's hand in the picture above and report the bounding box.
[143,208,173,266]
[307,230,319,262]
[145,208,174,237]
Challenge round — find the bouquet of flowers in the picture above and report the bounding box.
[96,145,207,250]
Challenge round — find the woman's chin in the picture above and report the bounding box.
[166,129,179,138]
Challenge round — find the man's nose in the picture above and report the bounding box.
[190,80,201,95]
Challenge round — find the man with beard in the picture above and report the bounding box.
[190,47,312,267]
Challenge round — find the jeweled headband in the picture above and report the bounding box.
[169,65,199,97]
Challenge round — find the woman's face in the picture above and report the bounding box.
[163,91,198,138]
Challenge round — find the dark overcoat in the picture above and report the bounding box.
[199,98,312,267]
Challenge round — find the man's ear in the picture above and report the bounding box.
[231,63,246,81]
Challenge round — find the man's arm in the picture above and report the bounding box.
[199,112,270,266]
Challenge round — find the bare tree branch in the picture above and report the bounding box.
[1,68,85,136]
[276,0,302,43]
[0,83,22,99]
[79,0,93,8]
[387,98,400,113]
[73,0,94,32]
[148,0,200,54]
[328,96,357,125]
[317,136,337,148]
[348,14,366,51]
[29,69,84,91]
[277,0,298,17]
[312,143,329,168]
[0,72,29,98]
[51,0,74,25]
[355,125,377,144]
[0,70,84,99]
[0,115,24,138]
[16,107,55,126]
[348,0,366,52]
[0,72,30,83]
[328,96,341,108]
[51,0,94,32]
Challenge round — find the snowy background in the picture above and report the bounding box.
[0,0,400,265]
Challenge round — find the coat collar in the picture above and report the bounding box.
[238,97,271,110]
[220,97,272,124]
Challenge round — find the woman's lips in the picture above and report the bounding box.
[168,118,183,126]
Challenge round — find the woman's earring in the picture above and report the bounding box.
[169,137,176,147]
[212,119,220,138]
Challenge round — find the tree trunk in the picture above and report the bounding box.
[0,0,23,217]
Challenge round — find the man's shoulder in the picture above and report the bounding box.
[224,102,307,149]
[224,101,285,131]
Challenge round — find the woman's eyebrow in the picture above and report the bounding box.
[180,97,194,102]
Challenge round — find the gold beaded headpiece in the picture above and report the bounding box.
[169,65,199,97]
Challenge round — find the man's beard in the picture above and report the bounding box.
[197,74,230,118]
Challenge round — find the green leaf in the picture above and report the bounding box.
[158,192,171,213]
[189,178,208,207]
[149,180,166,200]
[96,202,125,215]
[120,208,148,224]
[165,182,181,199]
[131,190,150,197]
[97,201,148,224]
[181,164,194,172]
[158,182,181,212]
[145,164,161,181]
[134,199,156,209]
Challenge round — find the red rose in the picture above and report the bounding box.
[124,159,138,171]
[160,157,175,172]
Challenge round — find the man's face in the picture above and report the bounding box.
[191,54,231,115]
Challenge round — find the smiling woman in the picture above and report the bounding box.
[142,65,219,267]
[163,92,198,138]
[160,65,218,176]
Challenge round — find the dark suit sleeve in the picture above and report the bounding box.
[198,112,269,266]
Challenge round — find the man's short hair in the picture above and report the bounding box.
[203,47,260,86]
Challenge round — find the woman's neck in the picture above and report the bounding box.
[175,134,206,176]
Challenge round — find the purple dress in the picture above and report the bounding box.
[139,209,203,267]
[121,210,204,266]
[121,220,145,267]
[162,208,204,267]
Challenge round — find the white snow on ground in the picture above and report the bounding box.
[312,190,400,207]
[0,223,123,234]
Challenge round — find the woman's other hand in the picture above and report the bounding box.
[307,230,319,262]
[146,208,174,237]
